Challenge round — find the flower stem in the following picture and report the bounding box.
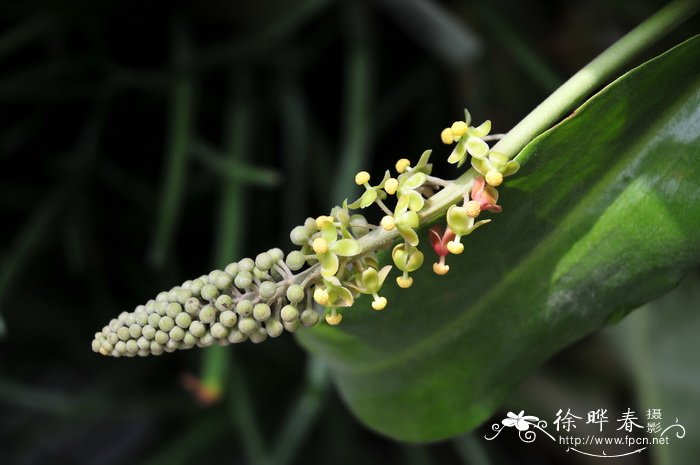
[491,0,700,159]
[354,0,698,256]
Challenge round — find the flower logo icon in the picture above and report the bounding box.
[502,411,540,431]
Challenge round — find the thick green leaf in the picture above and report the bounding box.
[298,36,700,442]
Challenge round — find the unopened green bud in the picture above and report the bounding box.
[158,316,175,332]
[253,303,271,321]
[215,294,233,311]
[166,289,178,303]
[285,251,306,271]
[156,291,169,302]
[137,337,150,350]
[126,340,139,354]
[201,284,220,301]
[142,325,156,340]
[213,272,233,290]
[128,324,142,339]
[266,320,284,338]
[234,271,253,290]
[301,309,320,327]
[211,323,229,339]
[155,330,168,345]
[117,327,130,341]
[199,305,217,324]
[268,248,284,263]
[304,217,318,235]
[231,301,250,319]
[175,312,191,329]
[224,262,240,276]
[255,252,274,271]
[249,327,268,344]
[228,330,247,344]
[166,302,182,318]
[149,341,162,354]
[115,341,126,354]
[281,305,299,322]
[286,284,305,304]
[169,326,185,342]
[109,319,121,332]
[155,301,167,316]
[220,310,238,328]
[238,317,257,335]
[184,297,201,314]
[259,281,277,299]
[189,278,205,296]
[134,311,148,326]
[147,313,160,328]
[238,258,255,272]
[283,320,300,333]
[165,340,178,351]
[175,288,192,304]
[183,332,197,346]
[198,333,215,347]
[290,226,309,246]
[189,321,206,338]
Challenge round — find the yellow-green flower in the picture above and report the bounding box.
[313,277,354,308]
[312,219,361,277]
[394,205,420,246]
[445,204,491,254]
[392,243,424,288]
[471,151,520,187]
[348,170,390,209]
[443,110,493,167]
[347,265,392,310]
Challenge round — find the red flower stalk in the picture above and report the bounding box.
[429,225,455,275]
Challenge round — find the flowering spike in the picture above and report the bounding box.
[92,109,520,356]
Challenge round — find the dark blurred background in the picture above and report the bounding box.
[1,0,699,464]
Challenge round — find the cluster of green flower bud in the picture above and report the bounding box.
[92,248,321,357]
[93,108,518,356]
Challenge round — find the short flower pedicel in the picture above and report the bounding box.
[92,109,519,357]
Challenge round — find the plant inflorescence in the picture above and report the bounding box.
[92,110,519,357]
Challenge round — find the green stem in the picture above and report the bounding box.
[354,0,699,255]
[491,0,700,159]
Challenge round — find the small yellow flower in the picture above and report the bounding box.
[433,262,450,275]
[380,215,395,231]
[395,158,411,173]
[384,178,398,195]
[325,311,342,325]
[371,297,387,310]
[315,215,334,229]
[314,287,330,305]
[312,237,328,254]
[447,241,464,254]
[396,276,413,288]
[440,127,454,145]
[355,171,371,185]
[464,200,481,218]
[450,121,468,137]
[485,169,503,187]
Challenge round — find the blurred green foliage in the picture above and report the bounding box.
[1,0,698,464]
